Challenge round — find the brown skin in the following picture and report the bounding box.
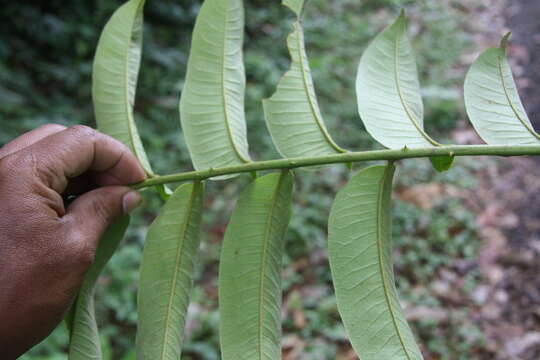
[0,125,146,358]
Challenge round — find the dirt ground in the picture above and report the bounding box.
[462,1,540,358]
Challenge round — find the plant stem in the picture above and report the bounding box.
[133,145,540,189]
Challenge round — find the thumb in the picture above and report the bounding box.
[63,186,141,250]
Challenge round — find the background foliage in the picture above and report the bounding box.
[2,0,531,359]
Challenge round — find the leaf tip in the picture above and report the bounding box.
[500,32,512,50]
[391,9,408,31]
[283,0,306,18]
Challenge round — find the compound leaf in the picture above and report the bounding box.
[93,0,153,175]
[68,216,130,360]
[136,182,204,360]
[263,0,345,158]
[464,34,540,145]
[328,164,423,360]
[180,0,251,178]
[356,12,438,149]
[219,171,294,360]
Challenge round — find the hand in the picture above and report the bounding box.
[0,125,146,358]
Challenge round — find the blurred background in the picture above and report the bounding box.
[2,0,540,359]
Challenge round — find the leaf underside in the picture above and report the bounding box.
[356,12,436,149]
[180,0,251,178]
[219,172,294,360]
[136,182,204,360]
[92,0,153,175]
[282,0,305,17]
[68,217,130,360]
[464,39,540,145]
[328,165,423,360]
[264,0,344,159]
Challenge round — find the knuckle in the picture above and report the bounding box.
[0,152,29,178]
[69,230,96,267]
[37,123,66,133]
[69,125,96,139]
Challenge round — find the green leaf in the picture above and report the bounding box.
[180,0,251,178]
[68,217,130,360]
[219,171,294,360]
[282,0,305,17]
[430,155,454,172]
[154,184,173,202]
[356,11,438,149]
[328,164,423,360]
[263,0,345,159]
[464,33,540,145]
[93,0,153,175]
[136,182,204,360]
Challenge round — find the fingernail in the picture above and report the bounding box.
[122,191,142,214]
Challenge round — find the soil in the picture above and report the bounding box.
[469,1,540,358]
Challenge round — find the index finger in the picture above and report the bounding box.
[18,125,147,193]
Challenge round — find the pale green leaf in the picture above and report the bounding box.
[282,0,305,17]
[263,1,345,159]
[464,34,540,145]
[356,12,438,149]
[328,165,423,360]
[68,217,130,360]
[136,182,204,360]
[180,0,251,178]
[93,0,153,175]
[219,171,294,360]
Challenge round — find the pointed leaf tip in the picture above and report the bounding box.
[464,34,540,145]
[356,12,439,149]
[500,32,512,50]
[264,6,345,159]
[283,0,306,17]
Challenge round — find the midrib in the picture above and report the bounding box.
[497,53,540,140]
[375,165,412,359]
[159,184,198,359]
[257,174,285,360]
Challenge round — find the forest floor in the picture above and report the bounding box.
[448,0,540,358]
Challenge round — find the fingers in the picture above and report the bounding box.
[63,186,141,251]
[18,125,146,193]
[0,124,66,159]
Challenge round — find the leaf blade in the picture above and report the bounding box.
[356,12,437,149]
[219,172,294,360]
[283,0,305,17]
[92,0,153,175]
[68,217,130,360]
[328,164,423,360]
[180,0,251,177]
[464,35,540,145]
[136,182,204,360]
[263,1,344,158]
[430,155,454,172]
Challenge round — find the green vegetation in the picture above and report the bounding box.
[1,1,513,359]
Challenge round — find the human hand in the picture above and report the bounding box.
[0,125,146,358]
